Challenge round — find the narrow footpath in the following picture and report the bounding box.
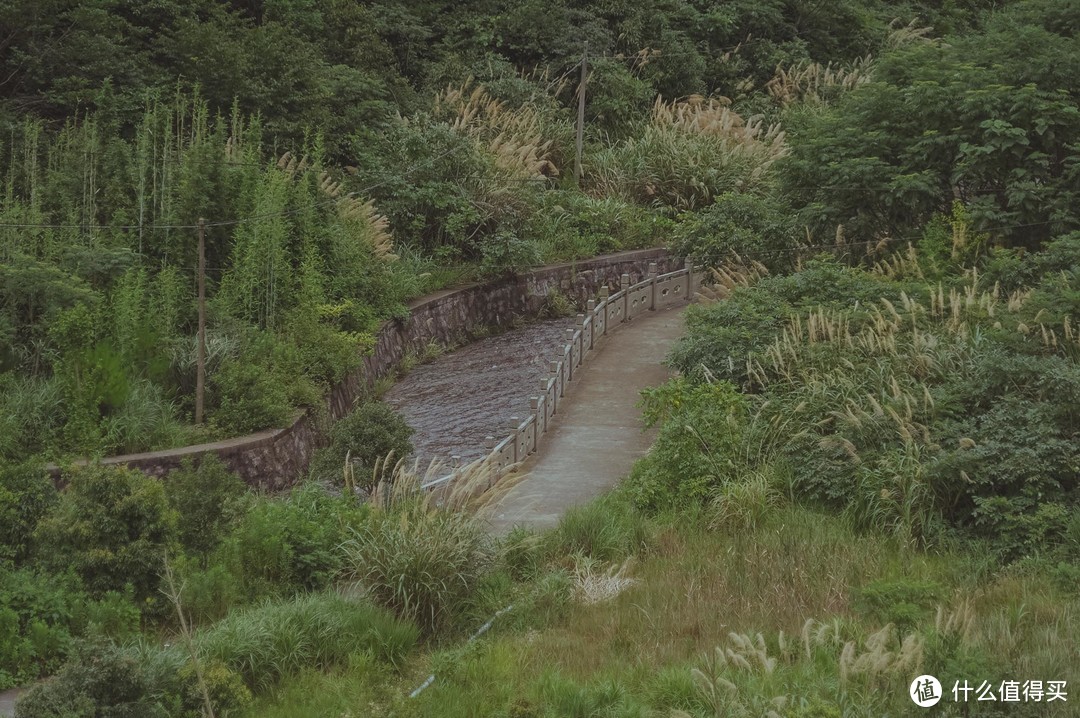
[0,689,23,717]
[487,306,686,532]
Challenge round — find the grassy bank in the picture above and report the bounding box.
[242,495,1078,717]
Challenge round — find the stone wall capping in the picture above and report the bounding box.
[46,248,684,490]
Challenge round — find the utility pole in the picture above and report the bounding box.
[195,218,207,425]
[574,42,588,186]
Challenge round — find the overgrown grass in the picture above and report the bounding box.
[402,502,1078,717]
[207,485,1080,717]
[140,591,418,694]
[339,461,495,636]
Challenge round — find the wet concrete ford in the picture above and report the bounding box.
[382,317,572,465]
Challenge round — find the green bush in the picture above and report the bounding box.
[341,498,491,635]
[14,640,164,718]
[33,465,176,607]
[671,192,801,272]
[163,455,247,558]
[547,493,650,561]
[527,192,670,263]
[184,483,367,618]
[628,378,749,511]
[853,578,943,631]
[310,401,414,488]
[190,592,417,692]
[0,569,82,689]
[669,260,915,387]
[75,589,141,643]
[780,5,1080,247]
[175,659,252,718]
[584,58,654,140]
[662,254,1080,562]
[0,462,57,565]
[207,345,298,434]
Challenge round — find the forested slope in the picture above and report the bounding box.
[3,2,1080,715]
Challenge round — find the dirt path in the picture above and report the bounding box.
[487,306,686,532]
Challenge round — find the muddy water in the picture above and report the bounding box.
[382,317,574,465]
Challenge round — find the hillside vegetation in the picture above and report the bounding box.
[2,1,1080,716]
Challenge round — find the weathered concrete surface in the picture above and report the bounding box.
[1,687,25,717]
[487,306,686,532]
[384,317,571,464]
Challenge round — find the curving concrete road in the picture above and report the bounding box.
[487,306,686,532]
[0,688,24,717]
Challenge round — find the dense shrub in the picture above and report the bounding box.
[0,462,57,565]
[163,455,247,558]
[670,259,916,387]
[0,570,81,689]
[179,483,367,621]
[310,402,415,487]
[780,2,1080,247]
[14,641,164,718]
[671,192,801,272]
[662,253,1080,561]
[33,465,176,607]
[627,378,749,511]
[527,191,671,262]
[173,659,252,718]
[588,97,787,211]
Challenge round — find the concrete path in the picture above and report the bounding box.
[1,687,25,717]
[487,306,686,532]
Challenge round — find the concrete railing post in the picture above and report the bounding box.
[621,273,630,322]
[509,417,520,463]
[586,300,596,347]
[598,287,610,336]
[685,257,695,299]
[648,262,658,310]
[564,329,575,380]
[530,396,542,446]
[576,313,586,353]
[484,436,496,486]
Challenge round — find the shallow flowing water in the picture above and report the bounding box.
[382,317,573,465]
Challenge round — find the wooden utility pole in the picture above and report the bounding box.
[195,218,207,424]
[574,42,588,185]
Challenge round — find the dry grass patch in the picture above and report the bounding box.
[507,507,949,679]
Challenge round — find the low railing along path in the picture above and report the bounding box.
[486,304,685,531]
[409,260,700,529]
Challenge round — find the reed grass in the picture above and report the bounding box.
[340,458,496,635]
[587,97,787,210]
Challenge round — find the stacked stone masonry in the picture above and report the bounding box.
[47,249,685,490]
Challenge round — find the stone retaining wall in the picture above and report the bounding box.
[48,249,680,489]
